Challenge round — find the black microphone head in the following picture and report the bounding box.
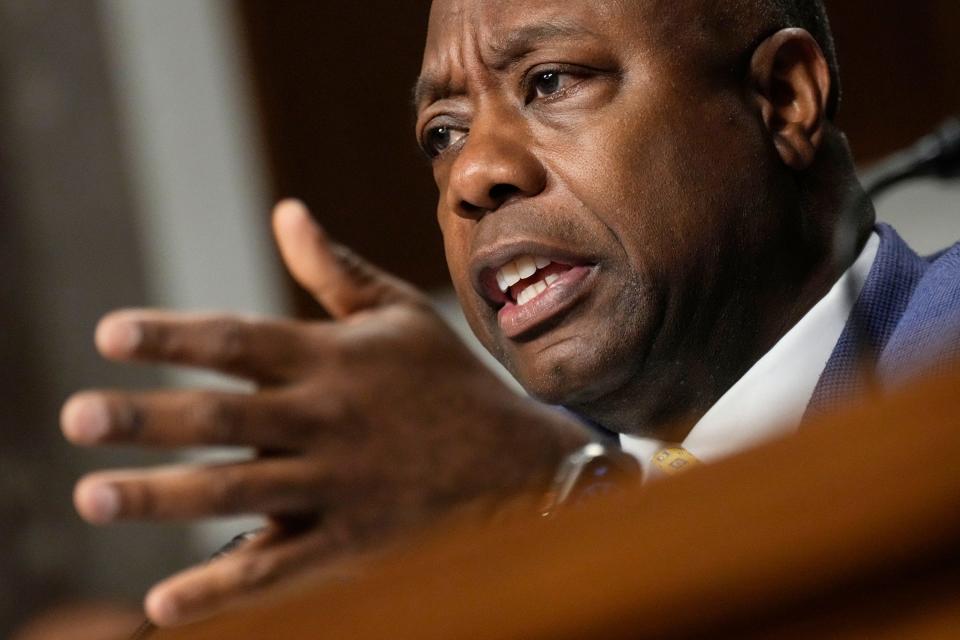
[864,116,960,198]
[915,117,960,179]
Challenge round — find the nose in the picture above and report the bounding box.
[445,111,547,219]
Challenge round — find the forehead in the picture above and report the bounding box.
[426,0,625,36]
[418,0,644,105]
[423,0,634,57]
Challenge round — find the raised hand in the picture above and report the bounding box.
[61,200,591,627]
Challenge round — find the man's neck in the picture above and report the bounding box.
[568,189,876,438]
[621,230,881,477]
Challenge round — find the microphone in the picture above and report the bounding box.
[863,116,960,198]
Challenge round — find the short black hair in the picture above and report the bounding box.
[759,1,841,118]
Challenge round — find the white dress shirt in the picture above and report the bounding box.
[622,232,881,480]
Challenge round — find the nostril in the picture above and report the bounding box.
[456,183,526,219]
[459,200,484,217]
[489,183,519,204]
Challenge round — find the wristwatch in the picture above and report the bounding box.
[539,442,641,518]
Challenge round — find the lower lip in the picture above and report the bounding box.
[497,265,596,339]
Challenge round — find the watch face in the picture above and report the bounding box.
[570,458,633,504]
[542,447,641,516]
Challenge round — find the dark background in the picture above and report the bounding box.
[239,0,441,315]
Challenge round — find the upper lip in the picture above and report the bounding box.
[470,239,597,307]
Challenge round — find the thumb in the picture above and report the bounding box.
[272,199,419,318]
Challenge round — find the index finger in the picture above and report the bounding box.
[96,310,329,382]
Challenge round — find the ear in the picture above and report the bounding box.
[749,28,832,171]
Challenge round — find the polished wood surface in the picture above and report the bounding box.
[157,370,960,639]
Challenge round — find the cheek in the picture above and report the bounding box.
[439,214,469,296]
[578,94,767,273]
[435,165,465,288]
[438,213,502,349]
[550,122,672,284]
[433,163,505,353]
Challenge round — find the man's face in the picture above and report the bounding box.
[415,0,788,427]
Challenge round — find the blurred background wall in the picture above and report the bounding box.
[0,0,956,635]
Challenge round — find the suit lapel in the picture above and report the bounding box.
[806,224,926,416]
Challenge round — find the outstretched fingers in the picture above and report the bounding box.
[61,387,345,451]
[95,310,329,383]
[72,458,339,524]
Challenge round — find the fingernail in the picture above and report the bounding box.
[79,483,120,523]
[277,197,306,214]
[62,395,110,443]
[96,317,143,357]
[146,591,180,626]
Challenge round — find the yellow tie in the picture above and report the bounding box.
[651,447,701,477]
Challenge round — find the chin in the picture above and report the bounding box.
[469,269,659,414]
[503,326,643,410]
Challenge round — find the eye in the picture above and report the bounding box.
[527,69,581,101]
[423,125,467,159]
[533,71,562,97]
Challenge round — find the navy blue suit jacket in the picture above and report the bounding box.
[809,223,960,414]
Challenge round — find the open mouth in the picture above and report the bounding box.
[495,255,573,307]
[483,253,597,339]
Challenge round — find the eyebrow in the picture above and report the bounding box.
[412,20,598,109]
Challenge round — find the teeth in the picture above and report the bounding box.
[513,271,564,306]
[496,270,509,293]
[517,256,537,279]
[499,261,521,292]
[517,280,549,306]
[495,255,553,293]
